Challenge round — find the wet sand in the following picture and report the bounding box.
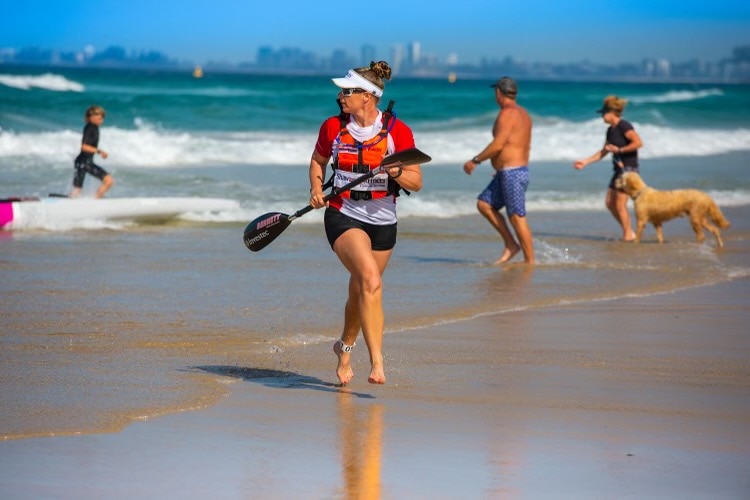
[1,278,748,498]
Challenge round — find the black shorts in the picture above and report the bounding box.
[324,207,397,251]
[73,160,109,188]
[609,166,639,190]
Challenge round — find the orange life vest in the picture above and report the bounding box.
[328,102,406,201]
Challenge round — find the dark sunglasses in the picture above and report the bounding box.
[339,88,366,97]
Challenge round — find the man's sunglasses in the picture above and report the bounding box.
[339,88,367,97]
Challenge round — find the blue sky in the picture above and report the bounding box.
[3,0,749,65]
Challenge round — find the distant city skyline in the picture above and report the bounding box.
[3,1,750,66]
[4,40,749,84]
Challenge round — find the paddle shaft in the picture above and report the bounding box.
[289,166,385,221]
[243,147,431,252]
[288,146,431,221]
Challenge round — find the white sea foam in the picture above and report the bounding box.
[535,240,583,265]
[628,88,724,104]
[396,190,750,216]
[435,119,750,164]
[0,73,84,92]
[4,184,746,233]
[13,187,741,231]
[2,118,749,169]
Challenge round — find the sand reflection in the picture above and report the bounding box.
[337,391,384,499]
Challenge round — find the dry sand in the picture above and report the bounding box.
[1,278,748,498]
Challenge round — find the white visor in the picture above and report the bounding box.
[332,69,383,98]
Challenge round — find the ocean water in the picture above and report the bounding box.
[1,66,750,438]
[2,66,750,211]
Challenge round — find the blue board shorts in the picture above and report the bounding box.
[477,166,529,217]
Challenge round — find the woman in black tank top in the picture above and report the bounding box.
[573,95,643,241]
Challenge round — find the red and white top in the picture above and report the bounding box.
[314,111,415,225]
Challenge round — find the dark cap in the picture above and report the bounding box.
[490,76,518,96]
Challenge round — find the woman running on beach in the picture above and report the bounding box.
[573,95,643,241]
[71,105,114,198]
[308,61,423,385]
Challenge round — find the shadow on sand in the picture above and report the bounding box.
[187,365,375,399]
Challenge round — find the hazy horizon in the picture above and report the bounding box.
[3,1,750,66]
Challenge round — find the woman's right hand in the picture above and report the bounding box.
[309,189,327,209]
[573,160,586,170]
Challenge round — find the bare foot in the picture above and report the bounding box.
[333,340,354,386]
[622,230,636,242]
[368,363,386,385]
[494,245,520,265]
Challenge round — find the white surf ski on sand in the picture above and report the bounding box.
[1,196,240,230]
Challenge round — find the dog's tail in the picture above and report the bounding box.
[709,201,731,228]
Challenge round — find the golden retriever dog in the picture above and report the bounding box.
[616,171,730,247]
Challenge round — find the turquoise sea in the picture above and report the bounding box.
[2,66,750,213]
[1,66,749,438]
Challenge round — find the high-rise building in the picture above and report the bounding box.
[408,41,421,67]
[361,44,376,66]
[390,44,404,74]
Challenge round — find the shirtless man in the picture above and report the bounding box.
[463,77,534,264]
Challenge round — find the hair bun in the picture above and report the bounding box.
[369,61,392,81]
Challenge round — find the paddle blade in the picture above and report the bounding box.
[243,212,291,252]
[381,148,432,168]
